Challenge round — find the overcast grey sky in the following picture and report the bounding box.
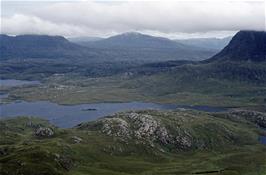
[1,0,265,39]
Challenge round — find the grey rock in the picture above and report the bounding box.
[71,136,83,144]
[101,117,130,138]
[35,127,54,137]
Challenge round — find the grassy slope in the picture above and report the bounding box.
[1,110,266,175]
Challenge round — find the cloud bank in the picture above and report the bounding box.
[1,1,265,38]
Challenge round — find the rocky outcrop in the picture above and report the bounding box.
[35,127,54,137]
[101,117,130,138]
[78,111,206,151]
[77,110,260,152]
[126,112,173,147]
[71,136,83,144]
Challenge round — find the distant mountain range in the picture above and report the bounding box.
[78,32,189,49]
[176,37,232,50]
[70,33,232,51]
[0,33,217,61]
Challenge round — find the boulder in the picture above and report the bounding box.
[71,136,83,144]
[35,127,54,137]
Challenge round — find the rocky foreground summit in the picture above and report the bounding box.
[1,109,266,175]
[77,110,264,152]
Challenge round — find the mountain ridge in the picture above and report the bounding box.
[208,30,266,62]
[0,34,93,59]
[81,32,190,49]
[0,33,216,61]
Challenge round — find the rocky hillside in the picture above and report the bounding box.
[1,110,266,175]
[77,110,261,152]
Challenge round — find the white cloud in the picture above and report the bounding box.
[1,1,265,38]
[1,14,104,36]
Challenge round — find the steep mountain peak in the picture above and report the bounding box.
[209,30,266,62]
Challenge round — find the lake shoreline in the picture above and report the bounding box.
[0,100,228,128]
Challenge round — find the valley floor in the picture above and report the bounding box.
[1,74,266,109]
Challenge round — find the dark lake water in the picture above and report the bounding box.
[259,136,266,145]
[0,79,40,87]
[0,101,227,128]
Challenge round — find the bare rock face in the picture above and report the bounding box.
[35,127,54,137]
[125,113,173,146]
[127,113,160,139]
[101,118,130,138]
[95,112,193,150]
[175,134,192,149]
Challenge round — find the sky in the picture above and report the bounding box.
[1,0,265,39]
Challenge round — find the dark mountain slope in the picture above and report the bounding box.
[0,34,94,59]
[198,30,266,83]
[208,31,266,62]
